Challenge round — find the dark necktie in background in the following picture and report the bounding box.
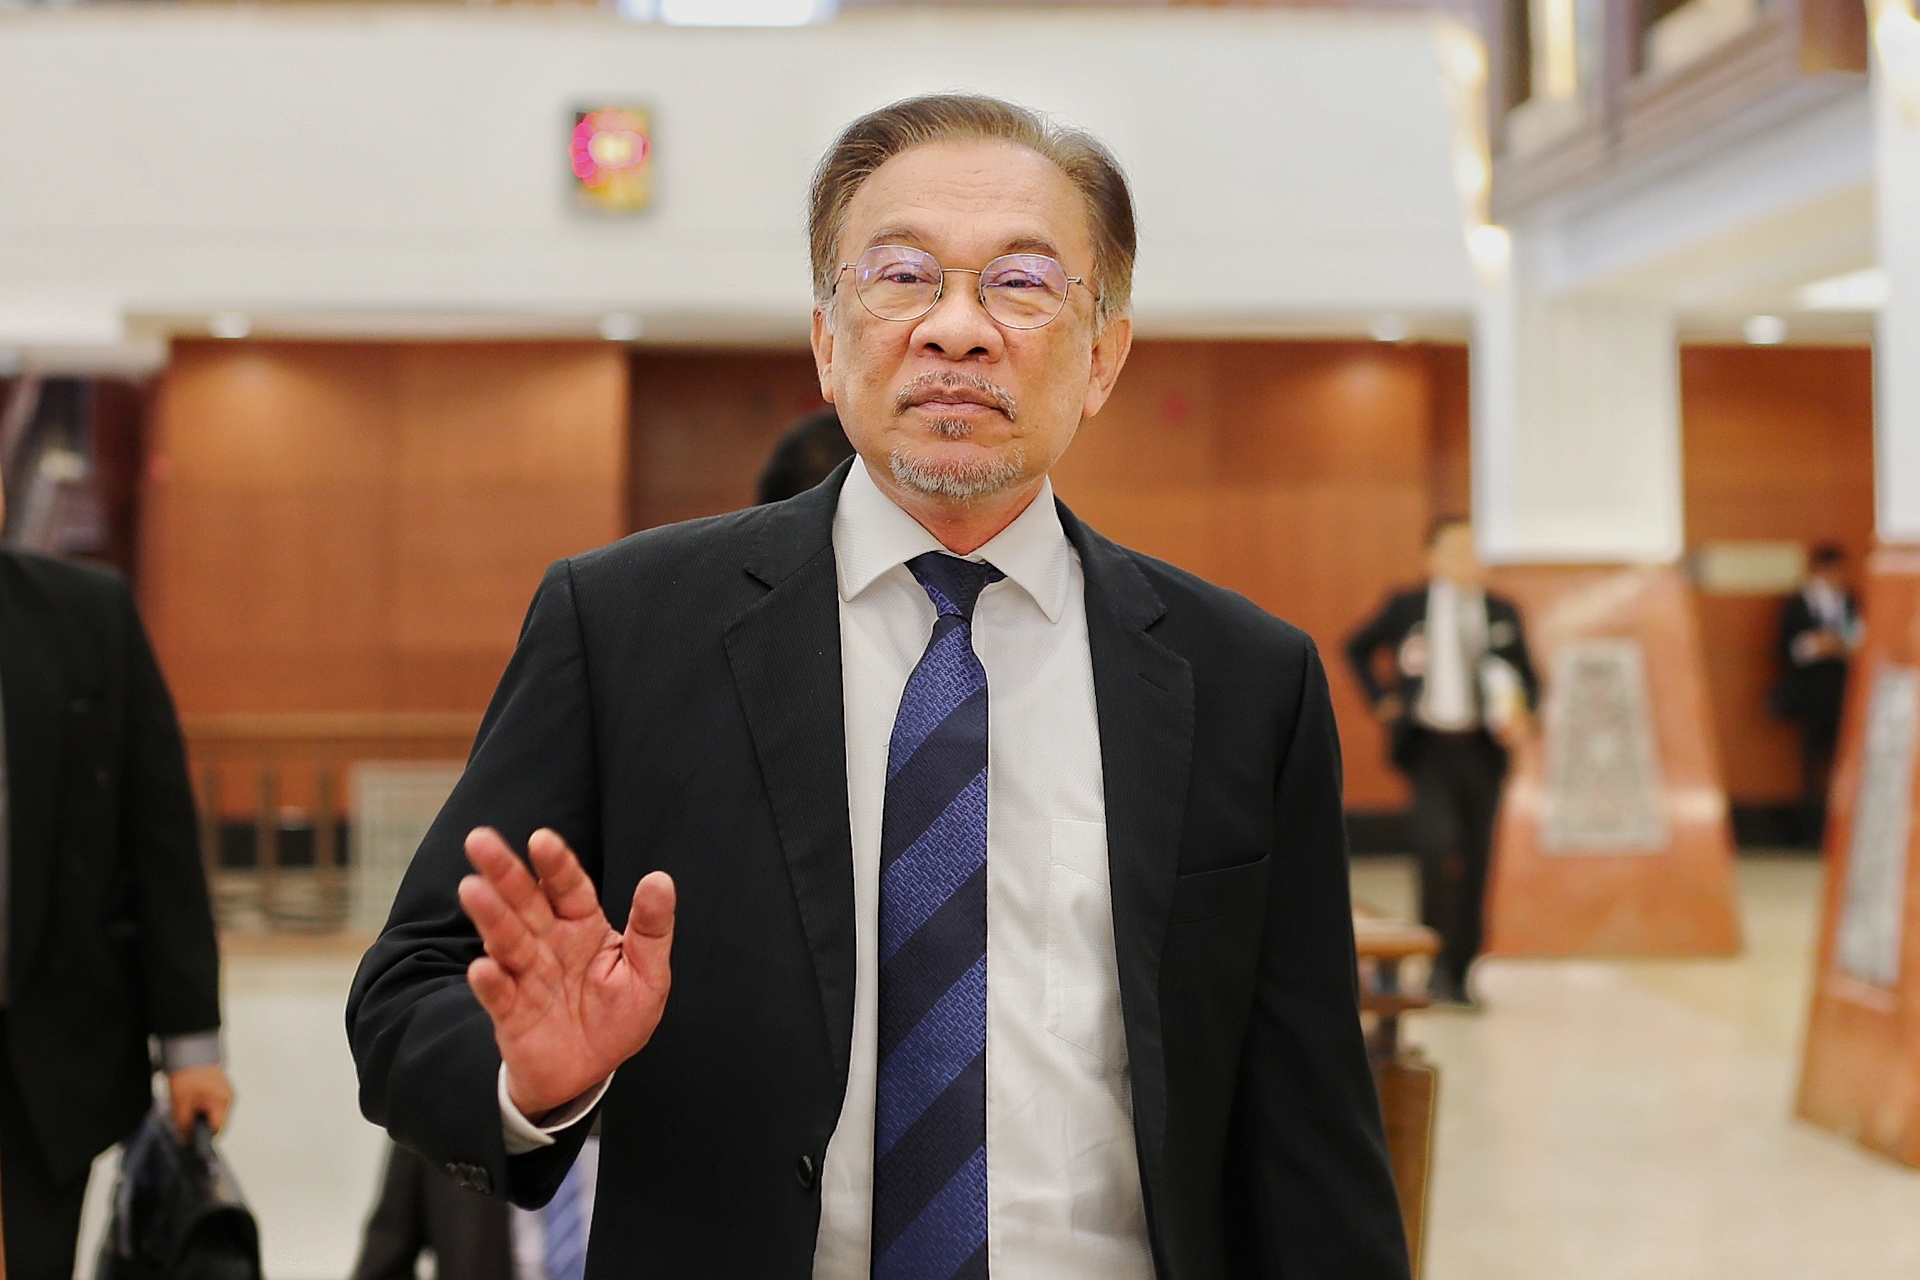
[872,551,1004,1280]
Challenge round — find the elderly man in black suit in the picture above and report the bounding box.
[1347,519,1539,1008]
[0,477,231,1280]
[349,94,1410,1280]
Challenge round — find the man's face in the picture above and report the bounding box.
[811,138,1131,506]
[1428,523,1486,587]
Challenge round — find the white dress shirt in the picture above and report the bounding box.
[504,459,1153,1280]
[1416,579,1487,731]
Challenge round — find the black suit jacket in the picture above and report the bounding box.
[1344,585,1539,772]
[0,550,222,1179]
[1772,588,1857,727]
[347,468,1409,1280]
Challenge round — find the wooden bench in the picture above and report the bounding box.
[1354,911,1440,1276]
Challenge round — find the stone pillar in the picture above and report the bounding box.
[1876,0,1920,543]
[1797,0,1920,1164]
[1472,235,1685,564]
[1469,228,1741,957]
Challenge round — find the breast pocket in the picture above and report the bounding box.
[1046,819,1127,1068]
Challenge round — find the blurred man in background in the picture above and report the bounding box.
[0,473,232,1279]
[1347,519,1538,1008]
[756,409,854,505]
[1773,542,1862,849]
[352,1134,600,1280]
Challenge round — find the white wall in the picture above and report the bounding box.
[0,6,1478,360]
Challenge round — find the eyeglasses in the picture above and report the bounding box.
[837,245,1087,330]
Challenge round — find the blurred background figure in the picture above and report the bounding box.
[1772,543,1862,849]
[351,1134,599,1280]
[755,408,853,504]
[0,470,232,1280]
[1347,520,1538,1008]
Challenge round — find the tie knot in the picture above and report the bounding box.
[908,552,1004,621]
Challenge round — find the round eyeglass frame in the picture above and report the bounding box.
[836,245,1090,330]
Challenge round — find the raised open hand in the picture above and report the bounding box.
[458,827,675,1120]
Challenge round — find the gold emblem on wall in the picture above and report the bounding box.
[572,106,654,213]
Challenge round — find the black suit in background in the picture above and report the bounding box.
[348,467,1411,1280]
[0,550,222,1280]
[351,1144,515,1280]
[1346,587,1539,992]
[1774,586,1860,846]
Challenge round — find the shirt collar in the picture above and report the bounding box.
[834,455,1072,623]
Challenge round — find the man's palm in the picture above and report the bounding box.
[460,827,675,1119]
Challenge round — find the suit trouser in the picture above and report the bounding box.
[1407,730,1506,987]
[0,1019,91,1280]
[1798,706,1843,847]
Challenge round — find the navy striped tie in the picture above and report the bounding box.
[872,551,1004,1280]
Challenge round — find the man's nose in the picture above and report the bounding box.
[912,272,1004,359]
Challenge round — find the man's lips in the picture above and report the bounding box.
[907,394,1002,412]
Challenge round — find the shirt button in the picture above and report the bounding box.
[795,1154,816,1190]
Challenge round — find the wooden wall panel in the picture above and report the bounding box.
[623,339,1467,809]
[1680,345,1875,805]
[629,350,830,531]
[144,340,626,716]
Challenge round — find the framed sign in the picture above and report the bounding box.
[571,106,653,213]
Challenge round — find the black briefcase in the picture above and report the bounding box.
[96,1112,262,1280]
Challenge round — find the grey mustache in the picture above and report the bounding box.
[893,373,1017,421]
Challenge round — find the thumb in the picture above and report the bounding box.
[622,871,676,979]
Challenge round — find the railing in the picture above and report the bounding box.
[183,712,479,934]
[1491,0,1868,214]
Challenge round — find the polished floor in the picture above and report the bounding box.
[76,855,1920,1279]
[1355,853,1920,1280]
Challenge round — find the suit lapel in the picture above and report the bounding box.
[722,472,858,1093]
[1058,503,1193,1203]
[0,554,68,983]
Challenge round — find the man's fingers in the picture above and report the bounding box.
[622,871,676,986]
[458,874,544,975]
[529,829,605,922]
[466,828,559,933]
[468,955,520,1021]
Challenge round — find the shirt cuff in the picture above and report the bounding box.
[499,1064,611,1156]
[159,1032,224,1073]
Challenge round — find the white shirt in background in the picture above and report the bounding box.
[1417,579,1488,731]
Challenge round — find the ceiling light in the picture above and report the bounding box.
[599,313,644,342]
[1466,223,1512,282]
[659,0,833,25]
[1743,314,1788,345]
[1369,314,1410,343]
[1796,267,1888,312]
[208,312,252,340]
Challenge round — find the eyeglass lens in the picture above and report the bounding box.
[851,246,1072,329]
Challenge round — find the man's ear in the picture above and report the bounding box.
[811,307,838,405]
[1080,313,1133,421]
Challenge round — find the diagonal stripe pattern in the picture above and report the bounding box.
[873,551,1003,1280]
[541,1154,590,1280]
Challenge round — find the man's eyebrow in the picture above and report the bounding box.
[856,229,1068,260]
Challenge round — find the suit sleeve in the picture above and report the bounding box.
[1505,604,1542,711]
[1233,640,1412,1279]
[1343,599,1400,710]
[346,560,603,1207]
[115,579,223,1040]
